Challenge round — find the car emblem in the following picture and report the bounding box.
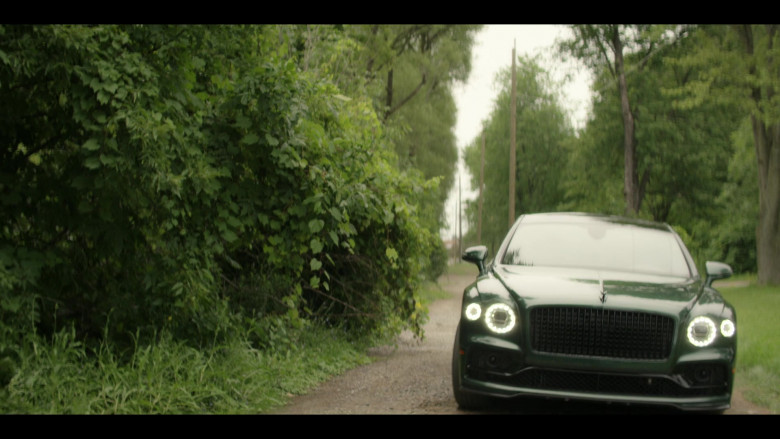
[599,278,607,304]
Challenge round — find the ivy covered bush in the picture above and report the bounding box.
[0,25,437,351]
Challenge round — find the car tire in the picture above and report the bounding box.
[451,325,492,410]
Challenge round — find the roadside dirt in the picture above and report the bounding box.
[274,273,772,415]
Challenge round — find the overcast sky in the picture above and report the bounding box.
[442,25,592,241]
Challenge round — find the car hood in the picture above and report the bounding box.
[492,265,700,317]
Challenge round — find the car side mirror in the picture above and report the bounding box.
[462,245,489,276]
[705,261,733,288]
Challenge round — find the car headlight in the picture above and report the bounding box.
[464,303,482,321]
[687,316,717,347]
[485,303,517,334]
[720,319,735,338]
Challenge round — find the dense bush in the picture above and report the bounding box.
[0,25,436,353]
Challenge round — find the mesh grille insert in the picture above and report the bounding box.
[530,307,675,360]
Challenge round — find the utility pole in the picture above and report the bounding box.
[477,129,485,244]
[508,42,517,229]
[458,172,462,257]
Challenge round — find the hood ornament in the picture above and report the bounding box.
[599,277,607,304]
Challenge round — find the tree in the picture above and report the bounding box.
[627,29,737,229]
[560,25,683,216]
[667,25,780,285]
[706,118,759,274]
[559,26,741,268]
[353,25,481,227]
[270,25,482,278]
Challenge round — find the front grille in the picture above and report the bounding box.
[530,307,675,360]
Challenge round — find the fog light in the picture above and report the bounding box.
[475,349,512,371]
[694,366,712,383]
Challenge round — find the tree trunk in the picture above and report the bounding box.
[752,117,780,285]
[612,28,640,216]
[386,69,393,112]
[384,72,425,121]
[740,25,780,285]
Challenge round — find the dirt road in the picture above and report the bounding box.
[274,273,771,415]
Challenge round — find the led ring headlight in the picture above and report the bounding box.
[464,303,482,321]
[720,319,735,338]
[687,316,717,347]
[485,303,516,334]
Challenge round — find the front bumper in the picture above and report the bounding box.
[456,337,735,411]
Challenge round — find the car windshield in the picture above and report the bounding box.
[500,221,692,278]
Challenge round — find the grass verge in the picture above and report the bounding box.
[0,276,449,414]
[719,281,780,414]
[0,324,371,414]
[445,262,479,277]
[418,281,452,305]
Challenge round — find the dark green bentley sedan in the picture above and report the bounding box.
[452,212,737,412]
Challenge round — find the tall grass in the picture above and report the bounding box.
[719,281,780,414]
[0,325,370,414]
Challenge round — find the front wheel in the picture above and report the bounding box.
[451,325,492,410]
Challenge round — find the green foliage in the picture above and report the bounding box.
[557,102,625,217]
[2,25,247,344]
[272,25,481,232]
[662,25,780,285]
[365,26,480,273]
[303,26,480,266]
[663,25,779,122]
[0,24,452,356]
[704,119,758,274]
[557,25,754,276]
[424,238,449,282]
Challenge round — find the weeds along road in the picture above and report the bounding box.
[274,273,771,415]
